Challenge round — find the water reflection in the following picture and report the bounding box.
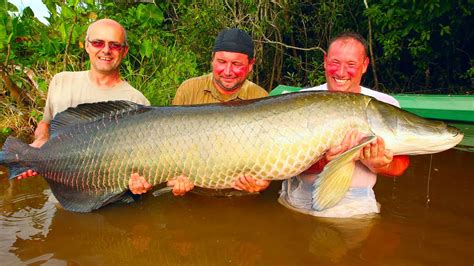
[0,177,56,265]
[0,148,473,265]
[4,188,287,265]
[307,216,405,265]
[376,149,474,265]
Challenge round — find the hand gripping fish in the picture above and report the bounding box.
[0,91,463,212]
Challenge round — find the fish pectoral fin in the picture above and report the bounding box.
[312,135,376,211]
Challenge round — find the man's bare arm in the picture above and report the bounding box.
[30,120,50,148]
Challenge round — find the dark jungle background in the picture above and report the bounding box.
[1,0,473,143]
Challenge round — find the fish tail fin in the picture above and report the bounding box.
[1,136,38,179]
[312,135,376,211]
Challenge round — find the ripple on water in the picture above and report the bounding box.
[0,182,58,265]
[1,182,57,246]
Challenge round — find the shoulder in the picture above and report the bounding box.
[172,74,210,105]
[52,71,87,81]
[48,71,88,93]
[244,80,268,97]
[361,87,400,107]
[120,81,150,106]
[174,73,210,97]
[178,74,210,89]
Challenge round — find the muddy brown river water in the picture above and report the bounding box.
[0,147,473,265]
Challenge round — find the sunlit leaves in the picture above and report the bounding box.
[136,3,163,24]
[42,0,58,17]
[22,6,34,17]
[60,4,75,19]
[0,0,14,50]
[139,39,153,58]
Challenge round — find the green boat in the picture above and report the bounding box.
[269,85,474,151]
[393,94,473,123]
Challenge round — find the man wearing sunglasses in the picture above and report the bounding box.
[19,19,151,195]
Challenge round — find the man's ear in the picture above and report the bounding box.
[362,56,370,73]
[248,58,255,72]
[123,46,129,57]
[85,40,90,53]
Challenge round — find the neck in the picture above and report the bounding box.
[216,86,240,95]
[88,70,122,88]
[349,86,362,93]
[213,80,241,95]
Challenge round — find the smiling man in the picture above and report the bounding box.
[160,28,269,196]
[172,28,268,105]
[19,19,151,195]
[278,32,409,218]
[30,19,149,149]
[315,32,399,104]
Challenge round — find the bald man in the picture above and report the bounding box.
[20,19,151,194]
[29,19,149,148]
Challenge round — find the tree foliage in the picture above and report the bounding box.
[365,0,473,93]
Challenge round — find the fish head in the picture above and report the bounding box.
[366,99,464,155]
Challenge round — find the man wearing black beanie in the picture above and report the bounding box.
[172,28,267,105]
[169,28,270,196]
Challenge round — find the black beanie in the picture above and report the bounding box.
[213,28,254,59]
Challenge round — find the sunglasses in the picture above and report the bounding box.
[87,38,127,51]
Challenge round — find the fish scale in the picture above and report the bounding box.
[0,92,463,212]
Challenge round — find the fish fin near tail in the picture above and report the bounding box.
[312,135,376,211]
[46,178,129,212]
[0,136,37,179]
[120,190,141,203]
[152,186,173,197]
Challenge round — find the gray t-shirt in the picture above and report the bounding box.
[43,71,150,122]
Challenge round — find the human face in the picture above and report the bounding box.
[212,51,254,94]
[324,38,369,93]
[85,21,128,75]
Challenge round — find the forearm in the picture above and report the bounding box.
[34,120,50,140]
[30,120,50,148]
[369,155,410,177]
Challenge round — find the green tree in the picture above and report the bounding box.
[365,0,473,93]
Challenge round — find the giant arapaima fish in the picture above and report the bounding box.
[0,91,463,212]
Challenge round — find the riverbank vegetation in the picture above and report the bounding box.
[1,0,472,143]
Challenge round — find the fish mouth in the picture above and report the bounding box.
[453,131,464,144]
[447,125,464,141]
